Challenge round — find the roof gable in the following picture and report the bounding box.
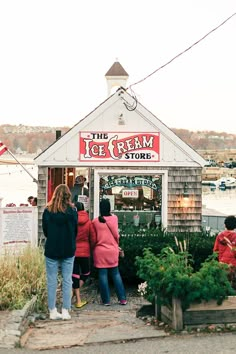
[35,88,206,167]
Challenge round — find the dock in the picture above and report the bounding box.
[0,154,35,165]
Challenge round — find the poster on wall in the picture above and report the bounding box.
[0,207,38,254]
[79,132,160,162]
[77,195,89,211]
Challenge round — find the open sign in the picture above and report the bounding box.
[122,190,139,198]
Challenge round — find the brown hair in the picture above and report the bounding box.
[47,184,73,213]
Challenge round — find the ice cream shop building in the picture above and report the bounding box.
[35,61,206,241]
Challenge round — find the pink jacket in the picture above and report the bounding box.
[213,230,236,266]
[91,214,119,268]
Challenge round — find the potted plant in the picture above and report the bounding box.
[135,246,236,330]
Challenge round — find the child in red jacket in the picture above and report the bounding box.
[213,215,236,265]
[72,202,96,308]
[213,215,236,288]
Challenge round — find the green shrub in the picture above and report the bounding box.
[118,227,216,282]
[135,247,235,310]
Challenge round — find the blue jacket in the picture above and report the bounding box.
[42,206,78,259]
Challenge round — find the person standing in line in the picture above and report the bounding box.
[42,184,78,320]
[213,215,236,288]
[72,202,96,308]
[91,198,127,306]
[70,175,89,204]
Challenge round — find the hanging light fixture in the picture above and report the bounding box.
[183,182,189,199]
[118,113,125,125]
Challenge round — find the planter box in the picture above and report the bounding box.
[160,296,236,331]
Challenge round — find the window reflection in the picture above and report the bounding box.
[99,175,162,227]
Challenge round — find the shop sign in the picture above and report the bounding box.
[102,176,159,191]
[0,207,38,254]
[122,189,139,198]
[79,132,160,162]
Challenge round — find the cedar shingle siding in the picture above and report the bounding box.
[168,167,202,232]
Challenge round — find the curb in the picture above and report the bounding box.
[0,295,37,349]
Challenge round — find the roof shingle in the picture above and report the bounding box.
[105,61,129,77]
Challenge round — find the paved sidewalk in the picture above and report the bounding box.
[0,281,169,350]
[0,296,37,349]
[20,301,168,350]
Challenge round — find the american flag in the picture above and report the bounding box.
[0,141,8,156]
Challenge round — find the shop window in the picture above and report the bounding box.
[99,174,162,227]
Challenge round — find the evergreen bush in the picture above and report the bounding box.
[135,247,235,310]
[118,226,216,282]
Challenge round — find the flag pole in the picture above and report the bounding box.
[7,150,38,184]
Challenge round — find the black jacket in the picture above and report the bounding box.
[42,206,78,259]
[70,184,89,203]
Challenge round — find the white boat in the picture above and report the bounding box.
[218,177,236,184]
[218,177,236,190]
[202,177,236,189]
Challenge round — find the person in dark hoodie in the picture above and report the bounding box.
[70,175,89,204]
[72,201,95,308]
[42,184,78,320]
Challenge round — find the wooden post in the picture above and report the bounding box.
[154,294,161,320]
[172,297,183,330]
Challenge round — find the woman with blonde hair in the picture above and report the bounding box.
[42,184,78,320]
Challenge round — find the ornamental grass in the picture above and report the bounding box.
[0,246,47,311]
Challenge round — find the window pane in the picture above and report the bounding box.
[99,174,162,227]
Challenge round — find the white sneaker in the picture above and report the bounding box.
[62,308,71,320]
[49,308,62,320]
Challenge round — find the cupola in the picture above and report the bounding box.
[105,60,129,96]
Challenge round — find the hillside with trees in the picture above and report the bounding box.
[171,128,236,151]
[0,124,236,155]
[0,124,69,154]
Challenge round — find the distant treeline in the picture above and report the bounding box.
[0,124,236,154]
[0,125,69,154]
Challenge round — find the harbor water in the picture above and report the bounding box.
[202,185,236,216]
[0,164,235,216]
[0,164,38,207]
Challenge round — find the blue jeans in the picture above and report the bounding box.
[98,267,126,304]
[45,256,74,310]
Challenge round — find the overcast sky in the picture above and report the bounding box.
[0,0,235,134]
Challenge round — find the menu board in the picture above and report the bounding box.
[0,207,38,254]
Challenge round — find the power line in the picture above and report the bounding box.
[128,12,236,90]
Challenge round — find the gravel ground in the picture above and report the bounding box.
[78,277,143,306]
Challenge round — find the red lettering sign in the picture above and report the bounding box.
[79,132,160,162]
[122,190,139,198]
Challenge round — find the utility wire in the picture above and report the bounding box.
[128,12,236,90]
